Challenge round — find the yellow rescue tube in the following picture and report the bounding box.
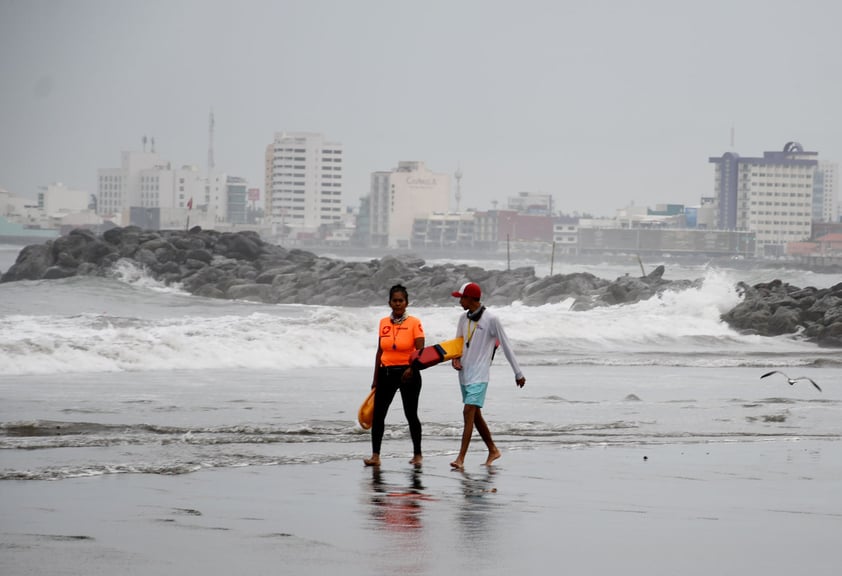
[438,337,464,361]
[358,388,375,430]
[409,337,464,370]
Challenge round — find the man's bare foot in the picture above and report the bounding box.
[450,459,464,470]
[364,455,381,467]
[484,448,501,466]
[409,454,423,466]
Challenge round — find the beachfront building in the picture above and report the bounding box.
[553,220,578,255]
[471,210,554,251]
[38,182,90,217]
[368,161,450,249]
[97,147,230,228]
[613,203,687,229]
[507,191,553,216]
[0,184,100,237]
[690,197,717,229]
[411,212,474,248]
[264,132,344,240]
[225,177,248,224]
[709,142,817,257]
[813,161,839,223]
[97,150,165,219]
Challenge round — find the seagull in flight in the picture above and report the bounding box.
[760,370,822,392]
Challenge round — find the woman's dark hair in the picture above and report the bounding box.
[389,284,409,302]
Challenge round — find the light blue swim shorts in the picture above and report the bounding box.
[460,381,488,407]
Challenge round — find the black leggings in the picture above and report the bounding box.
[371,366,422,456]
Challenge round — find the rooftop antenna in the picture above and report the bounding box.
[454,164,463,213]
[150,136,156,154]
[142,135,147,152]
[730,124,735,150]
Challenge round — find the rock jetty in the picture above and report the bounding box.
[1,226,840,347]
[721,279,842,347]
[0,226,694,307]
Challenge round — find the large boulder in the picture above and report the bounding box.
[721,280,842,346]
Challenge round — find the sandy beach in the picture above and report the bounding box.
[3,260,841,575]
[2,439,840,576]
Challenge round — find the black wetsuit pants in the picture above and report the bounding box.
[371,365,422,456]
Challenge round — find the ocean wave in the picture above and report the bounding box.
[1,267,837,375]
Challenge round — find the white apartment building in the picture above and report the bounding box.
[369,161,450,249]
[264,132,344,235]
[98,148,235,229]
[813,161,839,223]
[710,142,817,257]
[97,151,167,217]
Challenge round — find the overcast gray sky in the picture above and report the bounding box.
[1,0,840,217]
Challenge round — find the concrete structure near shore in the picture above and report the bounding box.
[577,227,755,258]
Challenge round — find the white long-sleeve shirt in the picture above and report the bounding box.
[455,307,523,386]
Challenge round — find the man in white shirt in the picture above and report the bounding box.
[450,282,526,469]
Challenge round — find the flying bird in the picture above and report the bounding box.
[760,370,822,392]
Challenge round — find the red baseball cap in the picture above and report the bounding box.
[452,282,481,299]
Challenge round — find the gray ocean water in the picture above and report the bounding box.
[1,245,840,481]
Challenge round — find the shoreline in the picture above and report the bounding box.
[308,244,842,273]
[4,238,841,275]
[3,439,840,575]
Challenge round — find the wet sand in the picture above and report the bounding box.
[2,440,840,576]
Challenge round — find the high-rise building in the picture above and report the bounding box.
[813,161,839,223]
[264,132,344,235]
[709,142,817,256]
[368,161,450,249]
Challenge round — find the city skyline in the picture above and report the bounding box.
[2,1,841,217]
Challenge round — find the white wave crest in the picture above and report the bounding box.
[110,258,188,294]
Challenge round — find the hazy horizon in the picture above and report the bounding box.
[2,0,841,217]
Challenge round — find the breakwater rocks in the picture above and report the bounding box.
[1,227,840,347]
[1,226,695,309]
[721,279,842,347]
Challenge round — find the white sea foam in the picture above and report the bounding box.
[109,258,189,294]
[0,268,836,376]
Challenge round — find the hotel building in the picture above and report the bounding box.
[264,132,344,236]
[709,142,817,256]
[368,161,450,249]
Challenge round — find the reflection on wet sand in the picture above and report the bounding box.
[456,467,500,537]
[369,466,433,532]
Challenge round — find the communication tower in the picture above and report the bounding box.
[454,165,463,212]
[208,109,215,171]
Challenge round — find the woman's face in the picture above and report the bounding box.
[389,292,408,316]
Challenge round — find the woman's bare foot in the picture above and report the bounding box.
[484,448,501,466]
[409,454,423,466]
[364,455,381,467]
[450,459,464,470]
